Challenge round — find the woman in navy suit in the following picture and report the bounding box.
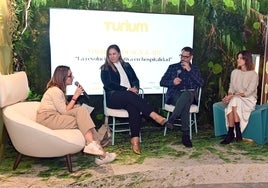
[100,44,166,155]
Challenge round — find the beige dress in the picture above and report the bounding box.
[225,69,258,132]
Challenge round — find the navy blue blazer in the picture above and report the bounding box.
[160,62,204,104]
[101,62,140,101]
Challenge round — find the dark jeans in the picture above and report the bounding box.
[107,90,154,138]
[168,91,195,133]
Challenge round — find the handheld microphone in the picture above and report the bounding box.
[177,69,182,77]
[74,81,90,100]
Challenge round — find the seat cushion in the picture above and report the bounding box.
[105,107,129,118]
[164,104,199,113]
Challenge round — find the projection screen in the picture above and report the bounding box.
[49,9,194,95]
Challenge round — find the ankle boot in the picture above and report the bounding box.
[150,112,167,126]
[130,137,141,155]
[220,127,234,144]
[235,123,242,142]
[182,132,192,148]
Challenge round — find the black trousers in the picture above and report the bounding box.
[107,90,153,137]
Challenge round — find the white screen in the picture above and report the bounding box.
[49,9,194,95]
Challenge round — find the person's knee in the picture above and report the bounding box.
[181,92,193,102]
[78,106,89,116]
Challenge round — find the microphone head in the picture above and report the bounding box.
[177,70,182,74]
[74,81,79,86]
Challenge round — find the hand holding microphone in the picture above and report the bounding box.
[174,69,182,85]
[177,69,182,77]
[74,81,90,100]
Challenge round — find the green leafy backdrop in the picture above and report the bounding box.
[6,0,268,125]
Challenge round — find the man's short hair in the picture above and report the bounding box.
[181,47,193,55]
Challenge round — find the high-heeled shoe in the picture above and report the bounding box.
[130,137,141,155]
[159,118,167,126]
[164,121,174,129]
[150,112,167,126]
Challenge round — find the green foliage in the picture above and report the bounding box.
[208,61,222,75]
[223,0,236,10]
[253,21,260,29]
[11,0,267,125]
[122,0,134,8]
[186,0,194,7]
[32,0,48,7]
[27,89,42,101]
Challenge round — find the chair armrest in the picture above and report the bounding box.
[139,88,144,99]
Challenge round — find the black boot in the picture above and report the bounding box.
[220,127,234,144]
[182,132,192,148]
[235,122,242,142]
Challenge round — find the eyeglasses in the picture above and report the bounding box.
[180,54,191,59]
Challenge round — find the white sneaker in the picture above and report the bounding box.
[95,152,117,165]
[83,141,104,156]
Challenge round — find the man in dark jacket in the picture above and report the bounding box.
[160,47,204,147]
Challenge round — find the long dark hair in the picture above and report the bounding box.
[46,65,70,93]
[237,50,254,71]
[100,44,126,71]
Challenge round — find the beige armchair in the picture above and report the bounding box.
[0,72,85,172]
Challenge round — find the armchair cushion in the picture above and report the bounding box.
[0,72,29,108]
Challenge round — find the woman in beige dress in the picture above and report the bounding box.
[221,50,258,144]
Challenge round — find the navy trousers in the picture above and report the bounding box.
[107,90,154,137]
